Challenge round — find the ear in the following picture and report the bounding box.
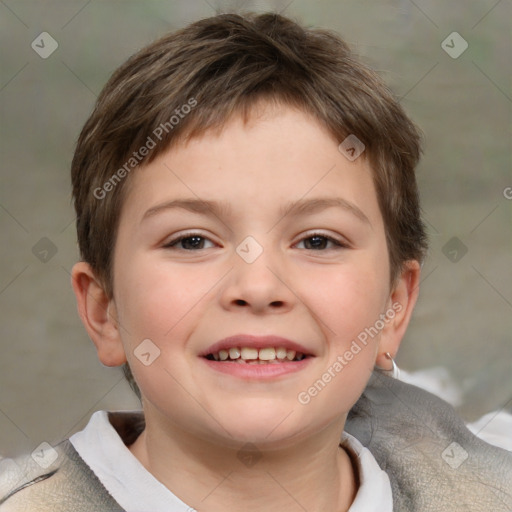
[71,261,126,367]
[375,260,421,369]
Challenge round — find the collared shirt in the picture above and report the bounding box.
[70,410,393,512]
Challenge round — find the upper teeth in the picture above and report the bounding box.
[211,347,301,361]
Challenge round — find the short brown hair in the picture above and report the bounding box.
[71,12,427,397]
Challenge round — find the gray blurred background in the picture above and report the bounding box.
[1,0,511,457]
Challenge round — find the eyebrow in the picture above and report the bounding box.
[141,198,232,223]
[279,197,371,225]
[141,197,371,226]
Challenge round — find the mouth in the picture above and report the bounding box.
[199,334,314,378]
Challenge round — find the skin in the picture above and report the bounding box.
[72,102,420,512]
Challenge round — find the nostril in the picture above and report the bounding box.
[233,299,284,307]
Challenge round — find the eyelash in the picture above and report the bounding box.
[163,231,349,251]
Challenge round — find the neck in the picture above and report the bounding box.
[128,407,357,512]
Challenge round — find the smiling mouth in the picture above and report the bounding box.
[204,346,309,364]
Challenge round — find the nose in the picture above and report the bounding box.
[219,242,296,314]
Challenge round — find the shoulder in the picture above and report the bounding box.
[346,372,512,511]
[0,440,123,512]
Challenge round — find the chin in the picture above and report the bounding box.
[207,403,315,447]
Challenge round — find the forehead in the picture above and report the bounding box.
[119,103,382,229]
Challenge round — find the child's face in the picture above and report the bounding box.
[108,103,410,446]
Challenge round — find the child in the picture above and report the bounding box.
[1,11,511,512]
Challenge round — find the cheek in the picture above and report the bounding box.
[116,256,216,340]
[113,258,212,410]
[296,260,388,343]
[292,259,387,413]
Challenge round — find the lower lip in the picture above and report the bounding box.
[200,357,313,379]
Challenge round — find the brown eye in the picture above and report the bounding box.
[164,234,215,250]
[296,233,346,250]
[303,235,329,250]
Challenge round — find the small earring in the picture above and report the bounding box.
[384,352,400,379]
[375,352,400,379]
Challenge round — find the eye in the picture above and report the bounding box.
[295,233,348,251]
[163,233,216,251]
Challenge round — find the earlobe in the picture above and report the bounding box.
[70,262,127,367]
[375,260,421,369]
